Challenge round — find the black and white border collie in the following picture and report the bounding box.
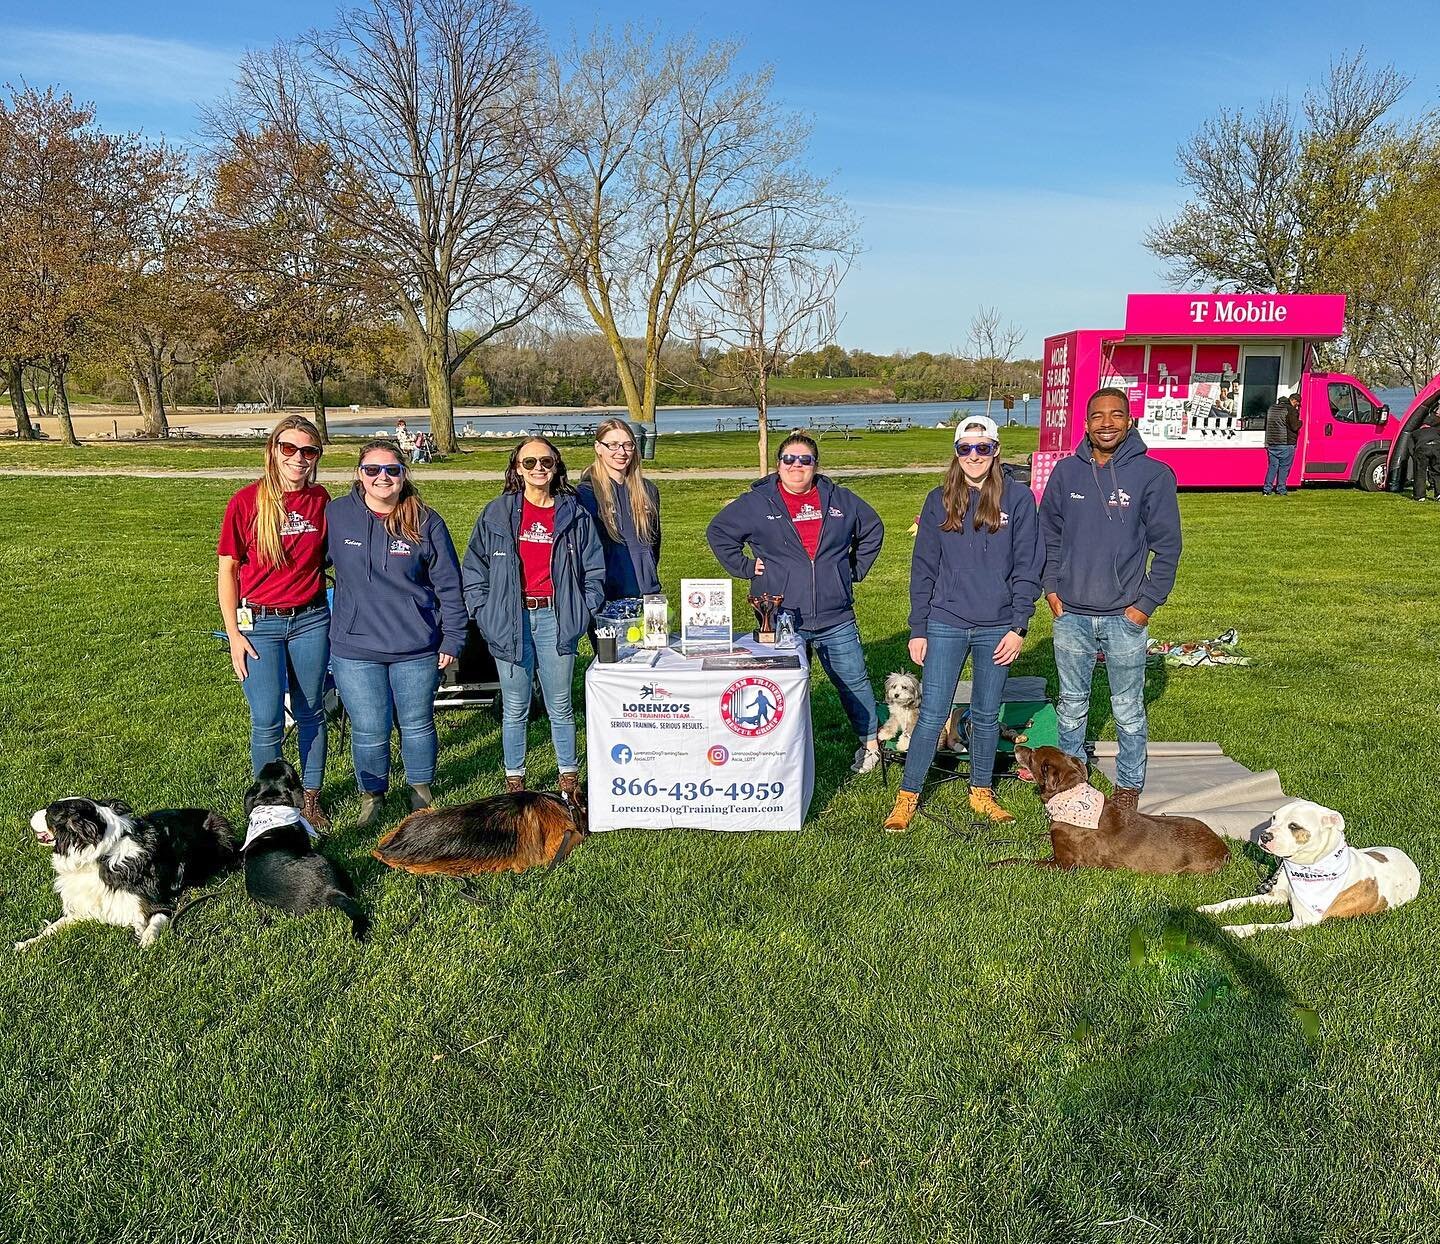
[18,799,237,951]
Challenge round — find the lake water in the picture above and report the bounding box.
[329,388,1419,441]
[326,398,1024,440]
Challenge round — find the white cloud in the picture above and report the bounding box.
[0,28,239,109]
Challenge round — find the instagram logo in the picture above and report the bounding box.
[706,745,729,766]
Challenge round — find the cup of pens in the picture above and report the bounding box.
[595,623,619,663]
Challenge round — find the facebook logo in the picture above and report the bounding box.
[610,743,633,764]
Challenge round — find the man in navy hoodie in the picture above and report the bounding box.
[706,433,885,773]
[1039,388,1181,809]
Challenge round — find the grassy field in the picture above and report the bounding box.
[0,426,1037,474]
[2,473,1438,1241]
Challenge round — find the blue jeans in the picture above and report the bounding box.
[496,606,577,774]
[800,618,879,742]
[331,654,441,793]
[238,606,330,789]
[1263,445,1295,493]
[901,622,1010,793]
[1053,610,1150,790]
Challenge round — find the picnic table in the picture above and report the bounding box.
[715,415,758,432]
[249,426,268,437]
[808,416,857,441]
[868,416,910,432]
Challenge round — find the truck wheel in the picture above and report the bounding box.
[1358,452,1387,492]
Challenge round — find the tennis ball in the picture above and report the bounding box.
[626,625,642,642]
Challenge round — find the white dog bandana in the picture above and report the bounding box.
[1044,783,1105,830]
[243,805,321,851]
[1282,841,1352,920]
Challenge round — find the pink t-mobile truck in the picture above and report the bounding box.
[1032,293,1401,495]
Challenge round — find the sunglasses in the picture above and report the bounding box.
[520,456,556,471]
[955,442,997,458]
[360,463,405,478]
[277,440,321,461]
[598,440,633,452]
[779,453,816,466]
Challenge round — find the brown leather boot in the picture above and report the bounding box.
[505,774,526,794]
[883,790,920,833]
[968,786,1014,824]
[302,789,331,833]
[1111,787,1141,813]
[558,771,581,799]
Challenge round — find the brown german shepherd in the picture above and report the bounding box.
[373,790,587,877]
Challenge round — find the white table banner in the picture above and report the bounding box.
[585,642,813,831]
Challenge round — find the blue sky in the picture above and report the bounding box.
[2,0,1436,355]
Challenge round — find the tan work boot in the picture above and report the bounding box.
[302,789,331,833]
[883,790,920,833]
[1111,787,1141,813]
[557,771,581,799]
[505,774,526,794]
[968,787,1015,823]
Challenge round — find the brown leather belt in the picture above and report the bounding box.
[525,595,554,609]
[249,594,328,619]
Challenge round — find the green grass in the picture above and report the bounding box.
[0,427,1037,474]
[2,476,1438,1240]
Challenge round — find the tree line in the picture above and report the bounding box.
[0,0,864,468]
[1149,52,1440,388]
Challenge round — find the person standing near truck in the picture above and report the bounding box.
[1410,414,1440,502]
[1039,388,1182,811]
[1262,392,1301,496]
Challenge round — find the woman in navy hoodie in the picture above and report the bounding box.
[576,418,662,599]
[706,432,885,774]
[328,440,467,827]
[462,438,606,797]
[882,416,1042,832]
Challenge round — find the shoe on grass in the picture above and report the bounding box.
[408,783,433,812]
[883,790,920,833]
[355,791,383,831]
[968,787,1014,823]
[851,745,881,774]
[1111,787,1141,813]
[505,774,526,794]
[302,789,331,833]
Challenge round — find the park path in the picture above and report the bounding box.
[0,464,956,482]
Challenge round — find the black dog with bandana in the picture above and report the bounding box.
[243,760,368,940]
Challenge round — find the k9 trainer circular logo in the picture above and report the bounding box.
[719,677,785,737]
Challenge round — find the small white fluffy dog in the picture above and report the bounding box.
[1198,799,1420,937]
[876,672,921,752]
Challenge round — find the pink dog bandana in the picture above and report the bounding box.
[1044,783,1105,830]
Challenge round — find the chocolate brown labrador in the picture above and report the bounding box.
[996,745,1230,874]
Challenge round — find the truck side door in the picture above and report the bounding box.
[1303,381,1381,480]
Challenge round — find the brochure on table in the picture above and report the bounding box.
[680,578,732,653]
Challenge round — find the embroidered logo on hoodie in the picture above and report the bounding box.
[388,538,413,556]
[1106,488,1132,509]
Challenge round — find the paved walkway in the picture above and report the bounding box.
[0,464,971,482]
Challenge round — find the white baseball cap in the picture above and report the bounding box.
[954,415,1000,444]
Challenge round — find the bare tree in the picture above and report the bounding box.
[219,0,564,453]
[688,205,858,473]
[1146,53,1411,294]
[967,306,1024,422]
[537,29,837,430]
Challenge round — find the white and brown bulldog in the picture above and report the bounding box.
[1198,799,1420,937]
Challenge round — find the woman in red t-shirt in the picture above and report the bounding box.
[217,415,333,828]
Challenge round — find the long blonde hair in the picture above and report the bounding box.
[253,415,323,567]
[581,418,654,543]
